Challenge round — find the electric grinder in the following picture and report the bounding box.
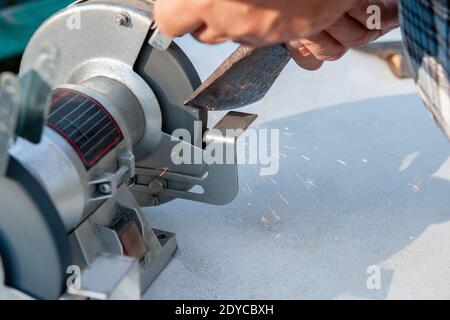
[0,0,256,300]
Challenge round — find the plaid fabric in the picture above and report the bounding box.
[400,0,450,139]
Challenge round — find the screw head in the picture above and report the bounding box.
[99,183,112,194]
[116,13,131,26]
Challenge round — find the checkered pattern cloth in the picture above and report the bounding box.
[400,0,450,139]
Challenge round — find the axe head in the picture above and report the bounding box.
[185,44,291,111]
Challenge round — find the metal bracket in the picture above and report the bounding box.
[132,112,257,205]
[147,0,173,51]
[148,26,173,51]
[89,151,135,201]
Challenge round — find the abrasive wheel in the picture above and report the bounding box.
[135,41,208,148]
[0,157,70,300]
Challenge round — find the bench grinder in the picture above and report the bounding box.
[0,0,256,300]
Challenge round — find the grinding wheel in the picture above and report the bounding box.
[134,41,207,148]
[0,157,70,300]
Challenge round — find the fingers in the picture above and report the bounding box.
[153,0,364,46]
[154,0,204,37]
[300,32,348,61]
[155,0,251,45]
[192,25,231,44]
[347,0,400,33]
[289,0,400,71]
[287,41,324,71]
[326,14,378,48]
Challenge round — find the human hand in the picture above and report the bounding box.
[287,0,400,70]
[154,0,360,45]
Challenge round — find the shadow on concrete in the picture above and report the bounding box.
[145,93,450,299]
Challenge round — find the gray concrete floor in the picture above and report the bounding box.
[143,32,450,300]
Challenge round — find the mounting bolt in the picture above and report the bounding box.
[99,183,112,195]
[148,196,160,206]
[148,179,167,195]
[116,13,131,26]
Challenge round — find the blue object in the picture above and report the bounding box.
[0,0,72,60]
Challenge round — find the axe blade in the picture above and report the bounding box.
[185,44,291,111]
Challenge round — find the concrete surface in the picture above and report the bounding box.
[143,31,450,300]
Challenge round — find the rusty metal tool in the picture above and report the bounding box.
[185,44,292,111]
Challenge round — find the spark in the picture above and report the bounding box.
[273,152,287,159]
[275,234,282,239]
[296,172,318,190]
[268,177,278,185]
[268,204,281,222]
[278,192,289,205]
[305,178,318,190]
[271,210,281,222]
[256,169,268,180]
[361,158,368,163]
[300,155,311,161]
[337,160,347,165]
[159,167,170,177]
[256,170,268,181]
[260,216,270,226]
[409,178,422,193]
